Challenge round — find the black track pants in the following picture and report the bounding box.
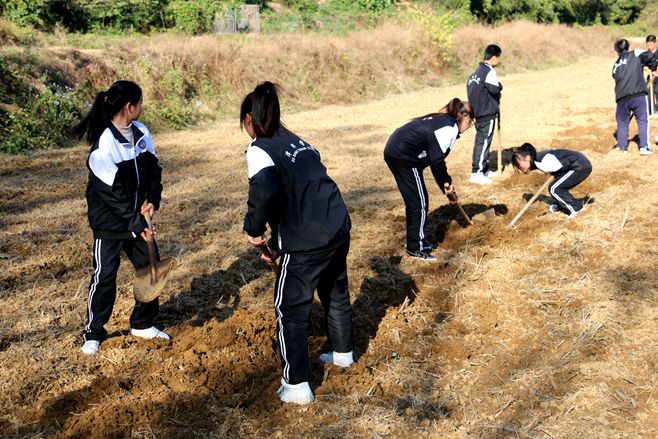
[386,161,432,253]
[549,166,592,214]
[472,116,496,173]
[83,237,160,342]
[274,239,354,385]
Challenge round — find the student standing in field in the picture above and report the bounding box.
[467,44,502,185]
[73,80,170,356]
[612,38,658,155]
[384,98,474,261]
[241,81,354,405]
[646,35,658,114]
[511,143,592,219]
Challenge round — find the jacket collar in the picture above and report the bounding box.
[108,122,146,146]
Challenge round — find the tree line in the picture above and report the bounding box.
[0,0,648,34]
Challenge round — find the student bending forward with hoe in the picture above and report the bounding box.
[512,143,592,219]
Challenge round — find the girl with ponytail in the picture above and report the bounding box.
[240,81,355,405]
[384,97,474,261]
[511,143,592,218]
[75,80,170,356]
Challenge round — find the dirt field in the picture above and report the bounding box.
[1,56,657,438]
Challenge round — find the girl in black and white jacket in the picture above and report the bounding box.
[73,80,170,356]
[384,98,474,261]
[512,143,592,218]
[241,82,354,405]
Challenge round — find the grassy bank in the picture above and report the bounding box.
[1,17,620,153]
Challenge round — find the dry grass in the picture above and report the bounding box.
[452,20,617,75]
[2,27,658,439]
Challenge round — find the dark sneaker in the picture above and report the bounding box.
[405,248,437,261]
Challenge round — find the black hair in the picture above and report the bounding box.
[413,97,474,122]
[614,39,630,54]
[72,80,142,145]
[511,142,537,173]
[240,81,282,138]
[647,35,657,43]
[484,44,502,61]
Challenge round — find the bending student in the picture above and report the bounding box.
[73,80,170,356]
[512,143,592,219]
[384,98,474,261]
[241,81,354,405]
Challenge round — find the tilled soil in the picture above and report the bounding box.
[1,56,657,438]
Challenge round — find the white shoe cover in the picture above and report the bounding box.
[81,340,100,355]
[277,379,314,405]
[319,351,354,368]
[130,326,170,340]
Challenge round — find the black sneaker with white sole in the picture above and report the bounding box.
[405,248,437,261]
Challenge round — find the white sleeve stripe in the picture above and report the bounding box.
[434,125,457,153]
[535,154,563,173]
[485,68,499,87]
[246,145,276,179]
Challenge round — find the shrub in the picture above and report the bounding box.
[0,84,83,153]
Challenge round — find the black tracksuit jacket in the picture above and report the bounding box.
[383,114,459,192]
[613,49,658,102]
[243,127,351,253]
[533,149,591,175]
[467,62,503,121]
[86,122,162,239]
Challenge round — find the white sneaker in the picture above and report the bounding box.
[319,351,354,368]
[469,173,493,185]
[81,340,100,355]
[130,326,171,340]
[485,170,498,178]
[639,147,654,156]
[548,203,560,213]
[277,379,314,405]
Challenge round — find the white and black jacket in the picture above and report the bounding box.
[86,122,162,239]
[612,49,658,102]
[533,149,591,175]
[383,115,458,192]
[467,62,502,120]
[243,127,351,253]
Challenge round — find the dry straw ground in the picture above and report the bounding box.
[2,54,658,437]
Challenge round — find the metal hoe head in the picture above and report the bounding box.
[134,257,174,302]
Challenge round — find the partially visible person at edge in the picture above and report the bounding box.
[612,38,658,155]
[467,43,503,185]
[511,143,592,219]
[240,81,355,405]
[646,35,658,114]
[73,80,170,356]
[384,98,474,261]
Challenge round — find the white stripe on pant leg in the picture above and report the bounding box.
[412,168,426,250]
[644,95,650,146]
[84,239,102,339]
[274,253,291,382]
[550,171,576,214]
[478,119,495,173]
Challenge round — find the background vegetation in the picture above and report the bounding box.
[0,0,655,153]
